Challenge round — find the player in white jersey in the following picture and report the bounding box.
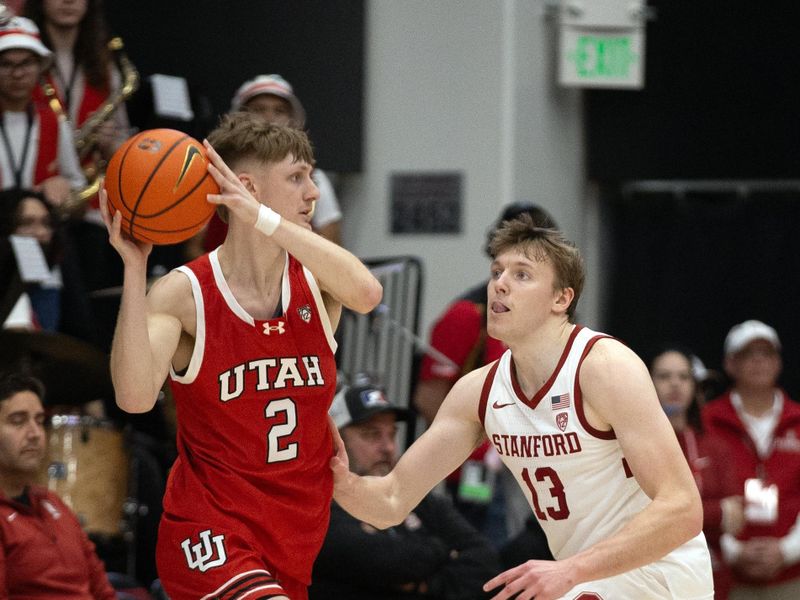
[331,214,713,600]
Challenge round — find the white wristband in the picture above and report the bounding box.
[254,204,281,236]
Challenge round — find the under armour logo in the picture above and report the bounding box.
[263,321,286,335]
[181,529,227,572]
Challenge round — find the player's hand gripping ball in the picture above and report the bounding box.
[104,128,219,244]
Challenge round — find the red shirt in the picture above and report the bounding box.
[703,390,800,586]
[677,428,739,598]
[418,283,505,481]
[0,486,115,599]
[165,251,337,584]
[418,283,505,382]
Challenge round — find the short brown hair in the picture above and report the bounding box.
[488,213,585,320]
[206,112,315,221]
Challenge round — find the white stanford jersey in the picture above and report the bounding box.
[479,325,713,599]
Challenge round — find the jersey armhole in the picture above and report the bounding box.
[478,360,501,426]
[574,335,616,440]
[169,266,205,384]
[302,265,338,353]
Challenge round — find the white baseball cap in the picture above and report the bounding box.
[230,74,306,128]
[724,320,781,356]
[0,16,52,66]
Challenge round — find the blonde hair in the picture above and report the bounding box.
[206,111,315,222]
[489,213,585,320]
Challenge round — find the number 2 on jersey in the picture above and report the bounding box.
[264,398,298,463]
[522,466,570,520]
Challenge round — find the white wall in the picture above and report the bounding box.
[342,0,599,338]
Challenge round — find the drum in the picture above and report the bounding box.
[39,415,130,537]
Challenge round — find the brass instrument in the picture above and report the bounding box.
[39,80,101,214]
[42,36,139,215]
[73,37,140,160]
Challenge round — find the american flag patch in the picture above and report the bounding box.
[551,393,570,410]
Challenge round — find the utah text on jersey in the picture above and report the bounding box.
[218,355,326,402]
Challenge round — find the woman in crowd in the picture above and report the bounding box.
[649,345,744,599]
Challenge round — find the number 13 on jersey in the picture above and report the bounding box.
[522,466,570,520]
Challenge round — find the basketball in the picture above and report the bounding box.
[104,128,219,245]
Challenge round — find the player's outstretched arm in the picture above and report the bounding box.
[101,189,183,413]
[203,140,382,317]
[484,339,703,600]
[332,367,487,529]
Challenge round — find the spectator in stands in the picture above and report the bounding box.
[650,345,743,599]
[0,370,116,598]
[0,187,95,340]
[25,0,132,164]
[0,15,85,206]
[413,202,555,550]
[703,320,800,599]
[26,0,136,292]
[196,73,343,254]
[311,379,500,600]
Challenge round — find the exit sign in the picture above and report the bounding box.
[559,29,644,88]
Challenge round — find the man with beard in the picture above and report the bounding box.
[311,379,500,600]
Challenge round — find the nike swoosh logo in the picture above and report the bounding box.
[174,145,202,191]
[492,400,516,409]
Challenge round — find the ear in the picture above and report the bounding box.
[237,172,257,196]
[553,287,575,315]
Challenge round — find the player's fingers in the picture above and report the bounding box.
[99,188,111,226]
[203,139,237,179]
[206,161,227,187]
[484,568,512,592]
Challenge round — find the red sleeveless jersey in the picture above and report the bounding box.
[166,250,337,584]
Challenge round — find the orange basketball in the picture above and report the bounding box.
[104,128,219,245]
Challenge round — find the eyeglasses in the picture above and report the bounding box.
[0,56,41,75]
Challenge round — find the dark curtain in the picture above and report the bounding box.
[605,189,800,399]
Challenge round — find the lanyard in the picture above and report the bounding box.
[54,61,79,112]
[0,104,34,189]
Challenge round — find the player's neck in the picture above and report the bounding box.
[220,222,283,265]
[218,234,285,293]
[510,321,575,397]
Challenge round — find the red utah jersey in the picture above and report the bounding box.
[164,249,337,586]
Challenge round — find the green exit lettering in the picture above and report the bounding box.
[569,35,637,79]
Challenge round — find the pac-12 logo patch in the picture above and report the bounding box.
[181,529,227,572]
[298,304,312,323]
[556,412,569,432]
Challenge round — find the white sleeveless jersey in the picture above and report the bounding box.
[479,325,713,599]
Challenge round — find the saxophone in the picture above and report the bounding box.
[40,79,101,213]
[45,37,139,214]
[73,37,140,160]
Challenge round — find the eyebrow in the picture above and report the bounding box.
[491,257,536,269]
[6,411,44,420]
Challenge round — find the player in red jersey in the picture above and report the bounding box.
[100,112,382,600]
